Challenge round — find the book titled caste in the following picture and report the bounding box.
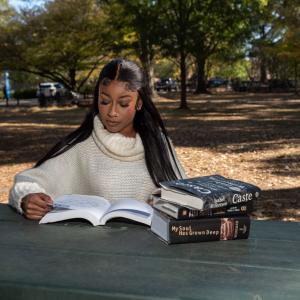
[159,175,261,210]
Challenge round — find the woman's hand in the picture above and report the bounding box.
[146,198,154,207]
[21,193,53,220]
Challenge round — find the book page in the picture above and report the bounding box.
[52,194,110,220]
[100,199,153,226]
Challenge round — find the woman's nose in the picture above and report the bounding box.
[108,105,118,117]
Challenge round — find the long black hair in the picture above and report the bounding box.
[35,58,182,186]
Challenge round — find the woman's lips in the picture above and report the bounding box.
[106,120,120,127]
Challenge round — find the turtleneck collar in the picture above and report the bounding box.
[91,115,144,161]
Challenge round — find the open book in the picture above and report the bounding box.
[39,194,153,226]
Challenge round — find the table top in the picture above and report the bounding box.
[0,203,299,300]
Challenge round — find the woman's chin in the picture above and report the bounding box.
[105,126,120,133]
[102,122,119,132]
[103,123,135,137]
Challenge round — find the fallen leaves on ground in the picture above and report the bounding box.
[0,92,299,221]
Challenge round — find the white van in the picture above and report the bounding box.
[37,82,66,98]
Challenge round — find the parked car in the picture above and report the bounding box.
[232,80,250,92]
[36,82,67,98]
[207,78,228,88]
[155,78,178,91]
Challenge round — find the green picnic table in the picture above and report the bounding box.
[0,203,299,300]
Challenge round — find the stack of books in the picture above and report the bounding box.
[150,175,261,244]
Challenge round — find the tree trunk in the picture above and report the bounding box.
[149,63,156,96]
[195,55,208,93]
[69,68,76,91]
[179,49,188,109]
[295,61,299,95]
[140,38,156,96]
[141,56,156,96]
[260,55,267,83]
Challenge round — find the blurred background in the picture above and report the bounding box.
[0,0,299,106]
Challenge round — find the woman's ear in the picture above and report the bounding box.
[136,97,143,111]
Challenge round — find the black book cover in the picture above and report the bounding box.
[151,209,251,244]
[153,197,253,220]
[160,175,260,210]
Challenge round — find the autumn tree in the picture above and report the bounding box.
[0,0,14,26]
[157,0,195,108]
[157,0,263,108]
[0,0,111,91]
[276,0,300,92]
[100,0,162,93]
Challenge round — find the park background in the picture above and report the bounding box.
[0,0,299,221]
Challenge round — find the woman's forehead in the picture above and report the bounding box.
[99,80,137,96]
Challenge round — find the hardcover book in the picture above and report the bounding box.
[39,194,153,226]
[159,175,260,210]
[153,196,253,220]
[151,209,251,244]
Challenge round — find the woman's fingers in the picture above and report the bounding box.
[146,199,154,207]
[39,193,53,206]
[27,196,49,210]
[26,204,50,214]
[25,213,44,220]
[22,193,53,219]
[25,208,49,220]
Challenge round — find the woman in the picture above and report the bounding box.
[9,58,186,220]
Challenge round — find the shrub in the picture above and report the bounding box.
[13,88,37,99]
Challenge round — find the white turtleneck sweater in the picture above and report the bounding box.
[9,115,185,214]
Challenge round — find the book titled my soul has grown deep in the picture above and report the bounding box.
[159,175,261,210]
[151,209,250,244]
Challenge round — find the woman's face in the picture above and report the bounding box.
[98,80,142,137]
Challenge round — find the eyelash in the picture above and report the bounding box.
[99,99,129,108]
[99,100,109,105]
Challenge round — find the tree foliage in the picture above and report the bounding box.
[192,0,264,91]
[0,0,111,91]
[100,0,162,92]
[0,0,15,26]
[157,0,265,107]
[1,0,299,100]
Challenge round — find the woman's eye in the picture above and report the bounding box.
[120,103,130,108]
[100,99,110,105]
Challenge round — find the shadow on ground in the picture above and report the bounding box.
[252,187,300,220]
[0,107,88,164]
[0,93,299,221]
[0,94,299,174]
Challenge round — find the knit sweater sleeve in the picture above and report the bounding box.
[9,146,79,214]
[9,182,46,214]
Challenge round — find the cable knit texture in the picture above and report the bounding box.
[9,115,185,214]
[92,116,144,161]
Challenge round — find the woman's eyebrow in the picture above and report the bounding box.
[100,92,110,97]
[100,92,131,99]
[119,95,132,99]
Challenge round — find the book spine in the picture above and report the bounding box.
[167,216,250,244]
[177,201,253,220]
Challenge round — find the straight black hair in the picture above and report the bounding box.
[35,58,182,186]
